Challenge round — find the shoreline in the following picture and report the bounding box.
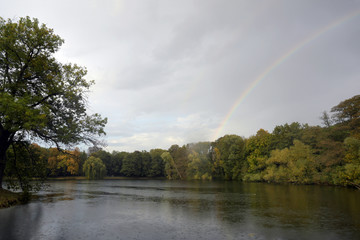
[0,189,23,209]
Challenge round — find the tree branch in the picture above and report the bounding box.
[30,92,62,108]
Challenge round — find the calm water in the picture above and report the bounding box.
[0,180,359,240]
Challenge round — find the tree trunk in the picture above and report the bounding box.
[0,129,11,189]
[0,145,8,189]
[0,154,6,189]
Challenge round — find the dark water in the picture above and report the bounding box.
[0,180,359,240]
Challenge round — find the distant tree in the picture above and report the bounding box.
[271,122,304,149]
[264,140,317,184]
[187,150,212,180]
[320,111,333,128]
[212,135,246,180]
[168,145,188,179]
[331,95,360,125]
[148,149,166,177]
[92,150,112,175]
[0,17,107,190]
[5,143,47,192]
[83,156,106,180]
[148,154,165,177]
[161,151,182,179]
[331,95,360,138]
[243,129,272,181]
[111,151,127,176]
[186,142,212,180]
[121,151,142,177]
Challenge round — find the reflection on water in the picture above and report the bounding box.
[0,180,359,240]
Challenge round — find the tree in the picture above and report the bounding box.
[212,135,245,180]
[83,156,106,180]
[331,95,360,125]
[243,129,272,181]
[91,150,112,175]
[271,122,304,150]
[148,148,166,177]
[186,142,212,180]
[168,145,188,179]
[263,140,317,184]
[121,151,142,177]
[161,151,182,179]
[187,150,212,180]
[5,143,47,192]
[320,111,332,128]
[0,17,107,189]
[110,151,127,176]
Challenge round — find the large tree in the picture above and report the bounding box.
[0,17,107,188]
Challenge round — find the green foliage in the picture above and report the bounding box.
[168,145,188,179]
[110,151,127,176]
[212,135,246,180]
[0,16,107,189]
[244,129,272,181]
[186,142,212,180]
[83,156,106,180]
[272,122,304,149]
[344,137,360,164]
[263,140,317,184]
[331,95,360,126]
[120,151,142,177]
[5,143,47,192]
[2,92,359,188]
[161,151,180,179]
[147,151,165,177]
[187,151,212,180]
[91,150,112,175]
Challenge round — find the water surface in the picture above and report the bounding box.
[0,180,359,240]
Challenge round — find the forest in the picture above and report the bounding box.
[5,94,360,189]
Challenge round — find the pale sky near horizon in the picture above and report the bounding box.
[1,0,360,152]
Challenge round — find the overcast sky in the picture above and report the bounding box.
[1,0,360,152]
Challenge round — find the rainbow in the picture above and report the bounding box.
[212,9,360,141]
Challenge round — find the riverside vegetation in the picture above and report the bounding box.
[4,94,360,191]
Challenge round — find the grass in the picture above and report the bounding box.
[0,188,23,209]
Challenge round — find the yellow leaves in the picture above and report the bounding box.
[47,148,81,176]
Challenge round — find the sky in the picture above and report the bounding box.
[1,0,360,152]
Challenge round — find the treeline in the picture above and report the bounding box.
[5,95,360,188]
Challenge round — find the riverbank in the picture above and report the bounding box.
[0,189,23,209]
[47,176,167,181]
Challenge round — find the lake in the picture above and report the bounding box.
[0,180,359,240]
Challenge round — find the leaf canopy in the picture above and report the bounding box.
[0,17,107,148]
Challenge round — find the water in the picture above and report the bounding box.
[0,180,359,240]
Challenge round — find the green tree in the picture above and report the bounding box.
[161,151,182,179]
[140,151,152,177]
[331,95,360,125]
[148,149,166,177]
[186,142,212,180]
[5,143,47,192]
[121,151,142,177]
[264,140,317,184]
[187,151,212,180]
[320,111,333,128]
[83,156,106,180]
[168,145,188,179]
[331,95,360,139]
[0,17,107,189]
[212,135,245,180]
[271,122,304,150]
[92,150,112,175]
[111,151,127,176]
[243,129,272,181]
